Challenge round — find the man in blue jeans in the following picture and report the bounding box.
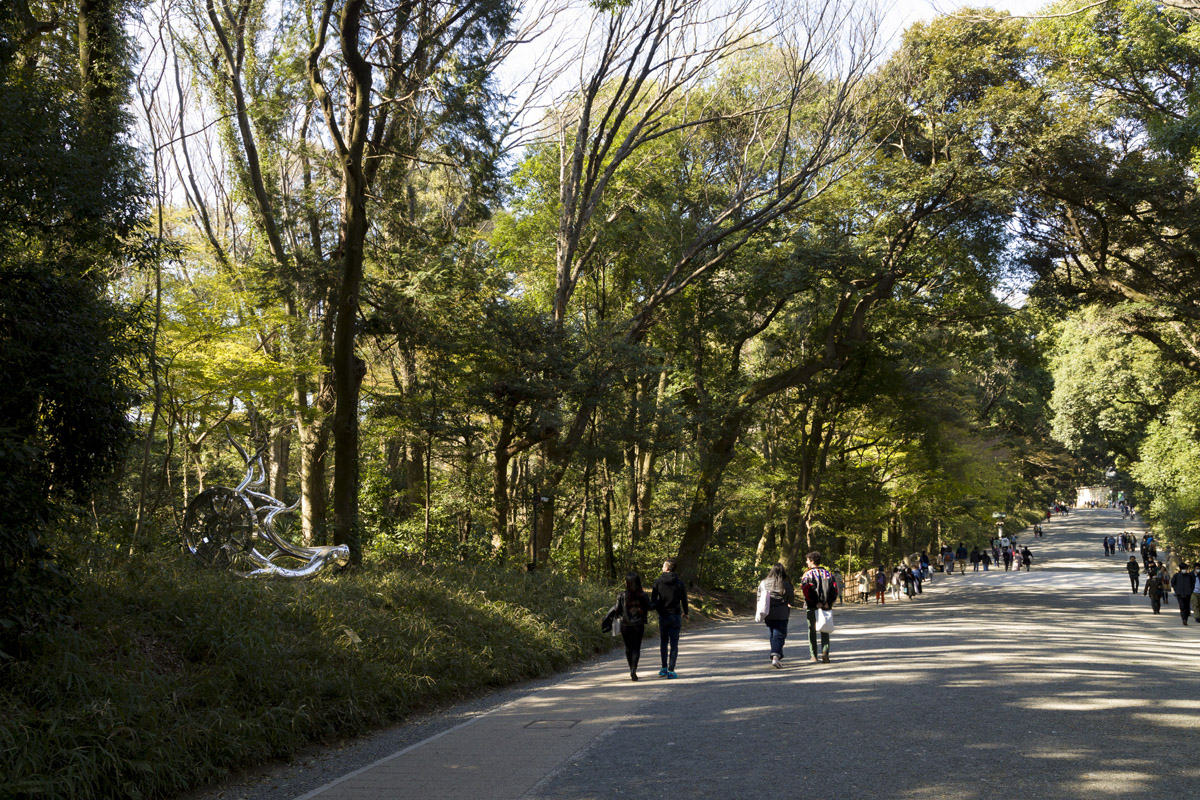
[652,559,689,678]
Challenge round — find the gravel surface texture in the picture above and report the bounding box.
[187,508,1200,800]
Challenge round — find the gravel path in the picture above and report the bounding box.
[189,508,1200,800]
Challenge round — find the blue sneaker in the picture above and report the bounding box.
[658,668,668,677]
[666,670,678,679]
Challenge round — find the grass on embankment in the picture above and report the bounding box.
[0,560,619,800]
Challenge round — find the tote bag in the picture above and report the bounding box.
[755,583,772,622]
[814,608,835,633]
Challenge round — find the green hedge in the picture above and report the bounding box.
[0,560,618,800]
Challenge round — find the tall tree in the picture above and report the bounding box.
[1019,0,1200,374]
[500,0,881,563]
[0,0,146,656]
[174,0,516,560]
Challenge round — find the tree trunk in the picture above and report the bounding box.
[634,366,668,543]
[600,476,615,580]
[490,415,514,557]
[624,378,640,547]
[295,370,333,545]
[673,418,742,585]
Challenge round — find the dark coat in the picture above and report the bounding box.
[761,578,795,622]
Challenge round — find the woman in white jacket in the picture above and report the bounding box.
[756,563,795,668]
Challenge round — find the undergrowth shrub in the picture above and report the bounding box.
[0,559,617,800]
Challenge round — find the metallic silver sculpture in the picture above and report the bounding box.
[183,433,350,578]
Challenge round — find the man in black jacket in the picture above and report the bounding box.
[652,559,689,678]
[1170,563,1193,625]
[1126,557,1140,593]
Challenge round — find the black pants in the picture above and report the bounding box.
[621,624,645,672]
[1129,574,1139,592]
[1177,595,1191,623]
[1150,593,1161,614]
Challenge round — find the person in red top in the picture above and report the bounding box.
[800,551,838,663]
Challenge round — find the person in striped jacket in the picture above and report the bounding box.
[800,551,838,663]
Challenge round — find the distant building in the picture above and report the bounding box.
[1076,486,1111,506]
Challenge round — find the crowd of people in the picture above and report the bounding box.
[603,505,1200,682]
[1115,530,1200,626]
[845,535,1039,606]
[603,553,841,680]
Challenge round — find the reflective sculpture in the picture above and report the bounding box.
[183,434,350,578]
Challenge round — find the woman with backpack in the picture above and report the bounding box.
[755,563,796,669]
[604,572,651,681]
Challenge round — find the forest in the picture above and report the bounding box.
[3,0,1200,793]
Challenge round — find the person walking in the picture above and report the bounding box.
[1020,546,1033,571]
[1002,548,1013,571]
[832,568,845,605]
[1190,564,1200,625]
[970,547,981,571]
[874,566,887,605]
[1147,568,1166,615]
[901,565,916,599]
[1126,556,1140,593]
[980,550,992,571]
[652,558,689,678]
[801,551,838,663]
[1170,563,1193,625]
[857,569,870,603]
[756,563,795,669]
[605,572,651,681]
[955,543,969,574]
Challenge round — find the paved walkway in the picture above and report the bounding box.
[296,509,1200,799]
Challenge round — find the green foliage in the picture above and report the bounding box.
[1048,308,1172,464]
[0,559,616,800]
[0,0,148,658]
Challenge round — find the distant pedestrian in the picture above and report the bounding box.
[1171,563,1193,625]
[857,569,870,603]
[652,558,689,677]
[1020,546,1033,571]
[970,547,982,571]
[605,572,651,681]
[801,551,838,663]
[756,563,795,669]
[1190,565,1200,624]
[1147,569,1166,614]
[1002,548,1013,571]
[874,566,887,604]
[1126,557,1140,593]
[980,551,992,571]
